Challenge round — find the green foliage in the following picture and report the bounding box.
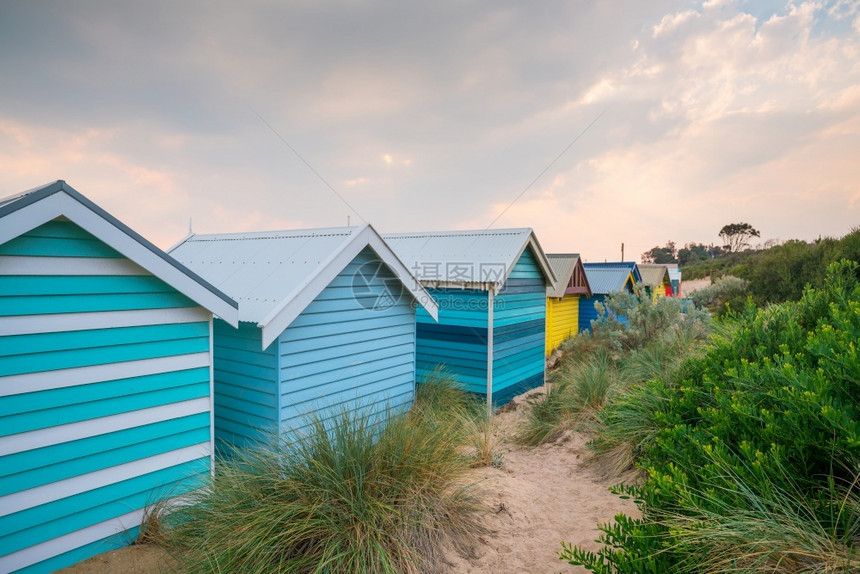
[677,242,723,266]
[682,227,859,299]
[588,378,673,480]
[562,260,860,573]
[641,241,677,264]
[689,275,749,316]
[738,228,860,305]
[559,505,677,573]
[164,377,486,574]
[594,286,710,352]
[516,290,709,448]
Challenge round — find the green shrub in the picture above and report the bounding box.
[561,260,860,572]
[519,291,708,448]
[593,286,710,352]
[519,290,708,448]
[165,383,485,573]
[690,275,749,316]
[736,227,859,305]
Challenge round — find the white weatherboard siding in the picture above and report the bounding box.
[0,218,216,573]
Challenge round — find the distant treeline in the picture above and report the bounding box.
[651,228,860,307]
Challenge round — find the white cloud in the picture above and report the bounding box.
[653,10,699,37]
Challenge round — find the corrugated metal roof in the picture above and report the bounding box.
[382,228,555,291]
[582,265,635,295]
[171,227,358,325]
[583,261,641,283]
[546,253,580,297]
[170,224,438,347]
[638,263,670,286]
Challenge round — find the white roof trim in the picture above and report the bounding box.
[546,259,576,298]
[0,183,239,327]
[496,231,556,295]
[248,224,437,349]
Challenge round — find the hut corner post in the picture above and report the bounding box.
[486,289,494,412]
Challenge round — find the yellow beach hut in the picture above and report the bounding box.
[638,263,671,302]
[545,254,592,356]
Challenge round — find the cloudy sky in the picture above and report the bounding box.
[1,0,858,262]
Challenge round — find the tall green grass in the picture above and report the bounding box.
[517,293,708,451]
[662,467,860,573]
[165,379,487,574]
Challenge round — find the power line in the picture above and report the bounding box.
[252,108,366,223]
[486,106,607,229]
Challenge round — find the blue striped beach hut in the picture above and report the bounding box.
[0,181,238,574]
[578,262,640,332]
[383,229,555,407]
[169,224,438,449]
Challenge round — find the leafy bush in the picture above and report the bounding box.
[562,260,860,573]
[739,228,860,305]
[165,378,486,574]
[690,275,749,316]
[593,286,710,352]
[517,291,709,447]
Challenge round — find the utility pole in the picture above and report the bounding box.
[621,242,625,261]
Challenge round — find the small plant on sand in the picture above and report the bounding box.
[135,496,173,547]
[165,380,486,574]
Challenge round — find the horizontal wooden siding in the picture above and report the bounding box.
[415,288,488,394]
[278,247,417,433]
[211,320,278,451]
[492,248,546,405]
[0,220,213,574]
[546,294,580,356]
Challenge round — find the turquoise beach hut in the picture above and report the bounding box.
[383,229,555,407]
[578,262,640,332]
[0,181,238,574]
[170,225,438,449]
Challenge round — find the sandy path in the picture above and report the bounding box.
[59,387,637,574]
[444,393,639,574]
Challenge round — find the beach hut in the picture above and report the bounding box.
[665,264,682,297]
[0,181,238,574]
[578,262,639,332]
[638,263,671,301]
[383,229,555,407]
[545,254,592,356]
[169,225,437,449]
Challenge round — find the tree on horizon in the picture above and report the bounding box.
[719,222,760,253]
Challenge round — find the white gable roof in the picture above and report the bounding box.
[170,224,438,348]
[0,180,239,326]
[382,228,556,293]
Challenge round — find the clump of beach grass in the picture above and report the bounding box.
[518,289,710,450]
[516,350,621,446]
[164,377,486,574]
